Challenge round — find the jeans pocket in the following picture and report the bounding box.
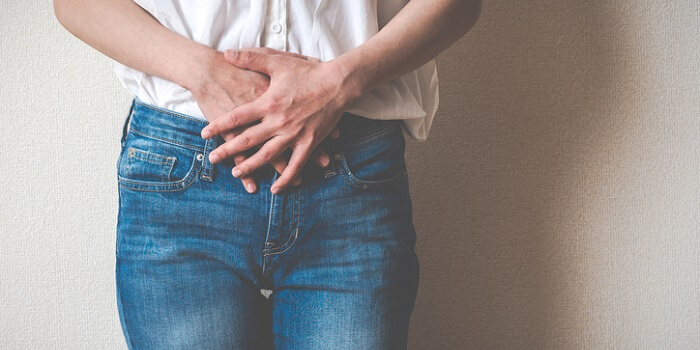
[117,131,201,192]
[335,121,408,191]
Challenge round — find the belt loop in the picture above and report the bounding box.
[120,98,136,147]
[199,135,219,182]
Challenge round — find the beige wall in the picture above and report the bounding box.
[1,1,698,349]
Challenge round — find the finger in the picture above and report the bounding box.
[269,152,290,180]
[283,51,321,62]
[271,142,314,194]
[269,154,301,186]
[253,47,321,62]
[231,136,290,178]
[232,153,258,193]
[330,126,340,139]
[209,122,276,164]
[310,147,330,168]
[201,99,263,139]
[224,49,279,75]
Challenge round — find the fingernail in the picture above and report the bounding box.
[319,154,329,167]
[270,185,279,194]
[209,153,220,163]
[225,50,238,59]
[246,183,256,193]
[293,177,302,185]
[232,168,242,178]
[201,129,211,139]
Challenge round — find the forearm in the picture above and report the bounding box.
[332,0,481,101]
[53,0,216,91]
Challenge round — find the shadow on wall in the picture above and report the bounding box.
[406,1,635,348]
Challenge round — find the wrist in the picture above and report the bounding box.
[325,55,371,108]
[178,44,224,96]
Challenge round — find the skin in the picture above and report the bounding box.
[54,0,482,195]
[53,0,339,193]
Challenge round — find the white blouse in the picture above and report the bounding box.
[113,0,439,142]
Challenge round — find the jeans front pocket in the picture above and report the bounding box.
[121,146,175,183]
[335,120,408,191]
[117,131,202,192]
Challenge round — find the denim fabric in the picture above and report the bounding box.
[115,98,420,349]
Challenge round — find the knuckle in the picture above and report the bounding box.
[307,133,320,144]
[277,113,294,126]
[239,135,252,149]
[245,52,258,64]
[217,147,230,159]
[228,112,241,128]
[295,138,314,149]
[273,116,288,128]
[260,149,274,161]
[263,99,279,112]
[258,100,271,113]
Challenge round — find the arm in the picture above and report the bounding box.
[53,0,336,192]
[53,0,213,95]
[333,0,482,104]
[201,0,482,194]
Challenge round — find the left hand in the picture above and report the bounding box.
[190,48,340,193]
[200,47,360,194]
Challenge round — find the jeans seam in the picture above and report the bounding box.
[134,98,209,125]
[265,227,299,256]
[264,188,301,255]
[262,172,278,276]
[115,260,134,349]
[129,128,205,152]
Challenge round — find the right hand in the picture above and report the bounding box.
[190,49,339,193]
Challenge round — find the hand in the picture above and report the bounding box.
[200,48,361,194]
[191,49,340,193]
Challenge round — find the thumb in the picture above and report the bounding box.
[225,49,275,75]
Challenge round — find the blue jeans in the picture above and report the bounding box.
[115,98,420,349]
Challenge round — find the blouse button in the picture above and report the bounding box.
[271,22,283,34]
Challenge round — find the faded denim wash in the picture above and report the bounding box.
[115,98,420,349]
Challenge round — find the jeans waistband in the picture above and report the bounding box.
[120,98,403,157]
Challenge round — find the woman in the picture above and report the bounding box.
[54,0,480,348]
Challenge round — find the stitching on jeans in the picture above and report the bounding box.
[134,99,209,124]
[129,128,204,152]
[265,188,301,254]
[126,146,174,165]
[117,153,201,192]
[117,176,198,193]
[336,151,408,190]
[266,227,299,256]
[262,172,278,272]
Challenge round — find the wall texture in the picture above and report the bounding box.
[1,1,698,349]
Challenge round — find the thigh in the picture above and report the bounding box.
[116,248,272,349]
[114,132,272,349]
[269,118,420,349]
[270,251,419,350]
